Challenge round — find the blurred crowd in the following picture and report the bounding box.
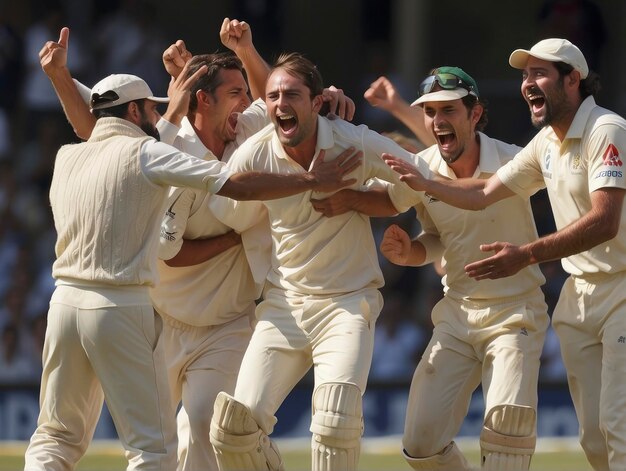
[0,0,569,386]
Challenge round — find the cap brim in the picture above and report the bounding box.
[411,88,469,106]
[509,49,566,69]
[147,96,169,104]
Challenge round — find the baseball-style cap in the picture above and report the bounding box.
[88,74,169,110]
[411,66,480,106]
[509,38,589,79]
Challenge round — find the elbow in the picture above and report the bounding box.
[217,180,254,201]
[603,220,620,241]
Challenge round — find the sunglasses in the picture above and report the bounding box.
[418,73,477,97]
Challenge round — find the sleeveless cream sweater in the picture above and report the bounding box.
[49,117,166,287]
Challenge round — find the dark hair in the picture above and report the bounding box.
[554,61,601,99]
[93,99,147,119]
[460,94,488,133]
[271,52,324,98]
[184,53,245,114]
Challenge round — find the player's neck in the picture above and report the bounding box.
[284,134,317,169]
[449,134,480,179]
[193,120,226,160]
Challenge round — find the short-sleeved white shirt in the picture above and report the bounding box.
[413,133,545,299]
[498,96,626,276]
[227,115,422,295]
[149,100,271,326]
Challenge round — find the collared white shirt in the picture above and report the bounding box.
[150,100,271,326]
[498,96,626,276]
[413,132,545,300]
[227,115,422,295]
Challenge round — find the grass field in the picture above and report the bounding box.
[0,437,593,470]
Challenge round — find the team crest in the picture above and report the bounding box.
[542,149,552,178]
[602,144,622,167]
[571,154,581,170]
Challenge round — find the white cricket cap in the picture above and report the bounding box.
[87,74,169,110]
[411,88,471,106]
[509,38,589,79]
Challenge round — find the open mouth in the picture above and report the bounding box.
[527,92,545,114]
[277,114,298,136]
[436,130,456,151]
[228,113,239,133]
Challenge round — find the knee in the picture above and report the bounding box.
[210,392,283,471]
[402,411,446,457]
[480,404,536,471]
[180,401,213,437]
[310,382,363,470]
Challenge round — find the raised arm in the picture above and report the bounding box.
[364,76,435,147]
[220,17,269,101]
[40,27,95,139]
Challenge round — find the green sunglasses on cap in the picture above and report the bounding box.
[418,66,480,98]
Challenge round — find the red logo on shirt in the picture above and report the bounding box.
[602,144,622,166]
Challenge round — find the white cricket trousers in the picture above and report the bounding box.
[160,309,254,471]
[553,272,626,471]
[233,285,382,434]
[24,302,177,471]
[403,290,548,458]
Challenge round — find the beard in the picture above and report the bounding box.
[529,79,570,129]
[440,147,463,164]
[139,118,160,140]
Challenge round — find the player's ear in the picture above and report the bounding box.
[312,94,324,113]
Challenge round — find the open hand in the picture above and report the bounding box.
[163,60,208,126]
[308,147,362,193]
[464,242,532,280]
[382,153,427,191]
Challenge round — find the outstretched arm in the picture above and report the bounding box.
[383,153,514,210]
[465,187,625,279]
[218,147,363,200]
[40,27,95,139]
[364,76,435,147]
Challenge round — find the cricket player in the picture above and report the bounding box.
[24,28,361,471]
[316,67,550,470]
[384,39,626,471]
[152,19,355,471]
[208,52,422,471]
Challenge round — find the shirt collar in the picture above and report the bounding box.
[180,116,215,160]
[564,95,596,140]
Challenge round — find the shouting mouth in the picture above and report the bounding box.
[277,114,298,137]
[436,129,457,153]
[527,91,546,115]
